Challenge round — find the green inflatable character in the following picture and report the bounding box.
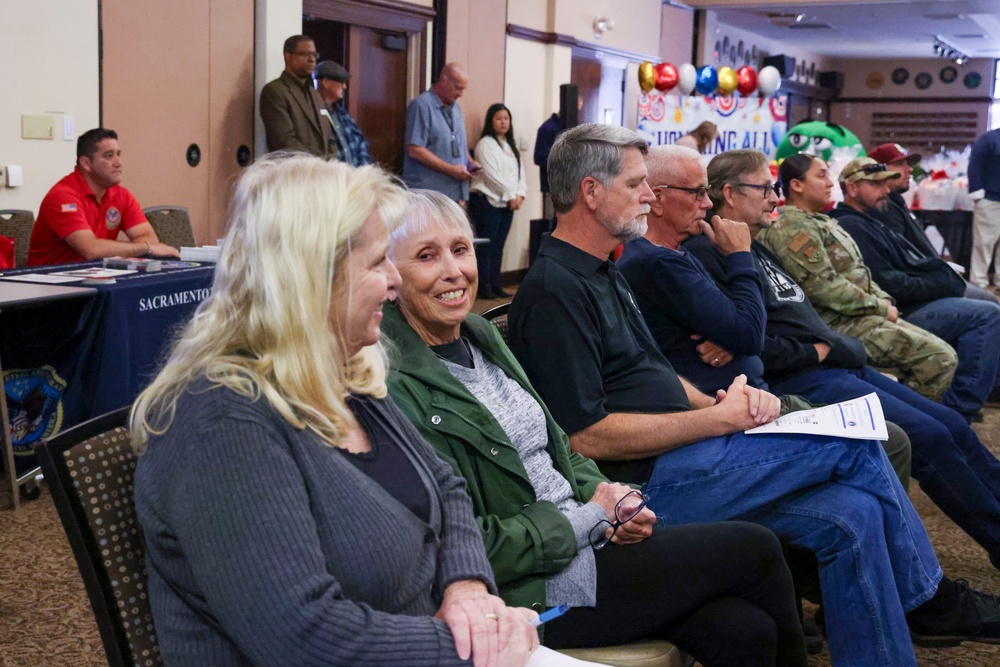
[774,121,865,163]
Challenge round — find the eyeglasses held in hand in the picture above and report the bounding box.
[653,184,712,200]
[734,182,777,198]
[589,489,649,550]
[841,163,888,180]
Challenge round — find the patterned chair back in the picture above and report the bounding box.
[143,206,196,249]
[35,407,163,667]
[481,302,510,344]
[0,208,36,267]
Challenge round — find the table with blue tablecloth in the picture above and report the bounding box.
[1,261,214,505]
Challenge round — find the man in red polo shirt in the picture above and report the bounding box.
[27,128,180,266]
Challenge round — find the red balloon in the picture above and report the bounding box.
[737,66,758,96]
[654,62,679,92]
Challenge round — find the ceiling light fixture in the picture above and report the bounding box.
[933,35,969,65]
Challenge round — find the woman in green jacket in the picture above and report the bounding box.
[382,189,807,667]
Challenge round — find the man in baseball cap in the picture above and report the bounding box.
[831,156,1000,422]
[866,144,941,259]
[868,143,998,304]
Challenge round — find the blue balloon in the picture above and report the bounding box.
[695,66,719,95]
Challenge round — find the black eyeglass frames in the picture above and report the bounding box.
[589,489,649,550]
[734,182,777,197]
[653,184,712,200]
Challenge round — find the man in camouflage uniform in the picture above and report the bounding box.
[760,181,957,401]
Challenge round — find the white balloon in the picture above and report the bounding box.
[678,63,697,95]
[758,66,781,96]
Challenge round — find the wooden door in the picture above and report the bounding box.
[102,0,253,244]
[348,25,408,173]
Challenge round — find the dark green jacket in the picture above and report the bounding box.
[383,303,607,614]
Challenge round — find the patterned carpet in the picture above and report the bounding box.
[3,320,1000,665]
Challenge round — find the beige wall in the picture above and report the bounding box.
[0,0,100,213]
[507,0,551,31]
[445,0,507,143]
[831,57,995,100]
[501,35,572,272]
[660,4,695,69]
[828,58,994,150]
[553,0,660,57]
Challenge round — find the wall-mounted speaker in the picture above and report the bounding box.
[818,70,844,93]
[560,84,579,129]
[763,54,795,78]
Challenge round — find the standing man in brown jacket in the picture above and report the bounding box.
[259,35,334,156]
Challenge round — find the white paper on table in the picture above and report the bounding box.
[1,273,85,284]
[745,392,888,441]
[527,646,605,666]
[49,268,137,279]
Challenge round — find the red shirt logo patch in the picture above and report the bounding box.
[61,203,77,212]
[105,207,122,230]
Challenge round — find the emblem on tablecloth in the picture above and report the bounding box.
[4,365,66,454]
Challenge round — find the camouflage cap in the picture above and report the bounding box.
[839,157,902,185]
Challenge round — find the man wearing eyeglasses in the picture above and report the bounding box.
[402,63,481,205]
[508,126,1000,666]
[259,35,334,157]
[830,157,1000,423]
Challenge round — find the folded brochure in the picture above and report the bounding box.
[746,392,888,440]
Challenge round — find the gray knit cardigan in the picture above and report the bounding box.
[134,379,495,666]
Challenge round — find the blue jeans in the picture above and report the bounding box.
[643,432,940,667]
[469,193,513,295]
[774,366,1000,565]
[904,296,1000,418]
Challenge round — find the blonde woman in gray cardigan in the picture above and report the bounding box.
[130,155,554,667]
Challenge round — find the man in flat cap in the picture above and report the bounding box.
[830,157,1000,422]
[315,61,372,167]
[260,35,333,157]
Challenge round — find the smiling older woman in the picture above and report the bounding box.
[129,156,553,667]
[382,189,808,667]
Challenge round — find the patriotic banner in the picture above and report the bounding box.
[636,92,788,160]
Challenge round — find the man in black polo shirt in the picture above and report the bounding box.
[507,123,1000,664]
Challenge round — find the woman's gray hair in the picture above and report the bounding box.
[547,123,649,213]
[389,189,474,260]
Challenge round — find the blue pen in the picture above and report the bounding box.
[530,604,571,627]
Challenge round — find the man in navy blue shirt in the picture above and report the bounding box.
[969,129,1000,289]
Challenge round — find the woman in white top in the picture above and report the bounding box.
[470,103,527,299]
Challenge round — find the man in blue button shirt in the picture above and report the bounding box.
[403,63,481,205]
